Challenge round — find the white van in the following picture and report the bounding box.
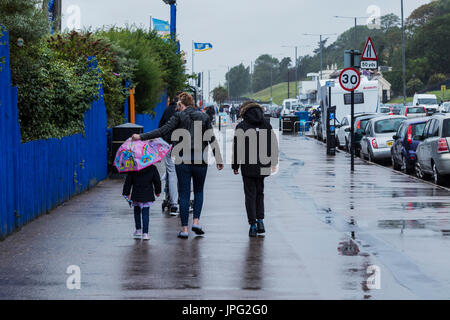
[412,94,439,115]
[318,76,379,142]
[281,99,300,116]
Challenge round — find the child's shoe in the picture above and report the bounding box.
[142,233,150,241]
[133,230,142,239]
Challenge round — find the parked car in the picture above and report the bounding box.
[441,102,450,113]
[391,117,428,173]
[379,105,394,115]
[415,114,450,185]
[353,114,380,157]
[401,106,428,118]
[271,106,282,118]
[336,113,376,151]
[360,115,407,163]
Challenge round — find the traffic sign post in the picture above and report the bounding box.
[361,37,378,70]
[326,81,336,156]
[339,65,361,172]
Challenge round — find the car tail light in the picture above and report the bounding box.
[407,125,413,145]
[356,120,361,130]
[438,138,449,153]
[389,107,394,115]
[405,108,408,116]
[372,139,378,149]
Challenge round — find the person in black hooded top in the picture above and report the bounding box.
[232,101,279,237]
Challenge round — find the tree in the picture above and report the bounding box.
[407,78,424,96]
[212,86,228,105]
[278,57,292,83]
[225,63,251,98]
[428,73,446,87]
[252,54,280,92]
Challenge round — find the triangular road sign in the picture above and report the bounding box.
[361,37,378,61]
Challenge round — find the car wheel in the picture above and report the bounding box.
[401,155,412,174]
[336,137,341,149]
[415,162,425,179]
[368,148,374,163]
[392,154,401,171]
[433,163,444,186]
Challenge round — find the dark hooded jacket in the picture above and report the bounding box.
[232,103,279,177]
[122,165,162,203]
[140,106,223,165]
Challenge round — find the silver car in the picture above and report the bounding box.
[415,114,450,185]
[360,115,407,162]
[401,106,428,118]
[336,113,376,151]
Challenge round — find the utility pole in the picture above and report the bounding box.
[333,16,367,49]
[250,61,254,99]
[401,0,407,106]
[227,66,230,103]
[208,70,211,103]
[303,33,336,80]
[282,45,310,98]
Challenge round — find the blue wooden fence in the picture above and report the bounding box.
[134,94,168,132]
[0,29,108,239]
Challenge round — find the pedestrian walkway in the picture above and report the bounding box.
[1,127,450,299]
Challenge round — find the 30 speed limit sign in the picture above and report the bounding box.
[339,68,361,92]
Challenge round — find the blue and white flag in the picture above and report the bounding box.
[194,42,213,52]
[152,18,170,38]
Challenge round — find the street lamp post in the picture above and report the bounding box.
[333,16,368,49]
[303,33,337,80]
[401,0,407,106]
[282,45,310,98]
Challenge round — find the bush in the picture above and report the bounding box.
[406,78,425,96]
[47,31,137,126]
[13,43,100,141]
[428,73,447,86]
[100,26,187,114]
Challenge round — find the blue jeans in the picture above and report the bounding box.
[176,164,208,227]
[134,207,150,234]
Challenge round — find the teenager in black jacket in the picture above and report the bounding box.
[123,165,162,241]
[232,101,279,237]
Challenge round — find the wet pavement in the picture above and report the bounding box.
[0,119,450,299]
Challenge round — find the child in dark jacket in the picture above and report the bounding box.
[123,165,162,241]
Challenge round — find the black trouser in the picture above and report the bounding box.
[242,176,265,225]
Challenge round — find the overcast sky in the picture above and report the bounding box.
[61,0,430,94]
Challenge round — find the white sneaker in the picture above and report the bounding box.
[142,233,150,241]
[133,230,142,239]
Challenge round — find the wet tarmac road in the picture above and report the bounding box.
[0,120,449,299]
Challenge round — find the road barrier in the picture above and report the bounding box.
[0,29,108,239]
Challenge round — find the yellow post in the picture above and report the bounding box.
[130,88,136,124]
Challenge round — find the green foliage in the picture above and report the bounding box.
[13,43,99,141]
[100,26,187,114]
[406,13,450,83]
[1,0,102,141]
[47,31,136,126]
[212,86,228,105]
[0,0,49,48]
[428,73,446,86]
[406,78,424,96]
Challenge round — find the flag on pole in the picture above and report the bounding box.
[152,18,170,38]
[194,42,213,52]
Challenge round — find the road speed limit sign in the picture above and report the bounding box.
[339,68,361,92]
